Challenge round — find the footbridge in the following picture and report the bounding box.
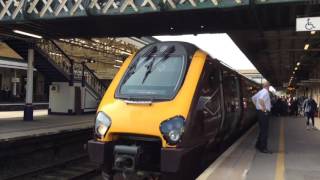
[0,0,318,37]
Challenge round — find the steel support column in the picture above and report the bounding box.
[12,69,17,96]
[24,48,34,121]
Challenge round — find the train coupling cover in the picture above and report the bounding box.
[113,145,142,172]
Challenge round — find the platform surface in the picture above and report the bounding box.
[198,116,320,180]
[0,110,95,142]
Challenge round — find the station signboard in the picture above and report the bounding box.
[296,17,320,31]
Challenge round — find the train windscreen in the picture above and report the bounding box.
[116,55,186,101]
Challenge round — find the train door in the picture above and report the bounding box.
[197,60,223,140]
[221,69,241,139]
[183,60,223,149]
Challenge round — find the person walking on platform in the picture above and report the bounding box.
[303,95,318,130]
[252,81,272,154]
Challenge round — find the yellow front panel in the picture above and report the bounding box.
[97,50,207,147]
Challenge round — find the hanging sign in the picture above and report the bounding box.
[296,17,320,31]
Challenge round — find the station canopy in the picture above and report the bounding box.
[0,0,320,87]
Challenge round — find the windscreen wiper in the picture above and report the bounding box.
[141,45,175,84]
[122,46,157,84]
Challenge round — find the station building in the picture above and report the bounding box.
[0,37,157,111]
[0,43,48,103]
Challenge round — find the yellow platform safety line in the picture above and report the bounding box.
[275,119,285,180]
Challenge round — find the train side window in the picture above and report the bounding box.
[223,70,239,113]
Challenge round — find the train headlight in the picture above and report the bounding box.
[160,116,185,145]
[95,112,111,138]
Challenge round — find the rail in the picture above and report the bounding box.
[35,39,106,97]
[35,39,73,80]
[82,63,107,98]
[7,156,100,180]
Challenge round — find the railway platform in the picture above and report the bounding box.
[198,116,320,180]
[0,110,96,179]
[0,110,94,142]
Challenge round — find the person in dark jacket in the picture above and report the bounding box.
[303,95,318,130]
[291,97,299,116]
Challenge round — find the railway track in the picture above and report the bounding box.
[0,128,97,180]
[6,155,100,180]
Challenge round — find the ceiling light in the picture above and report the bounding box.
[120,51,132,56]
[200,25,205,29]
[212,0,218,5]
[114,65,120,68]
[293,71,295,74]
[304,44,310,50]
[296,62,301,66]
[13,30,43,39]
[311,31,316,35]
[294,67,298,71]
[170,27,174,30]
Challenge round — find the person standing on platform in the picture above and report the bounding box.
[303,95,318,130]
[291,97,299,116]
[252,81,272,154]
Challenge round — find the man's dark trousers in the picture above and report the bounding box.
[306,112,315,126]
[256,110,269,150]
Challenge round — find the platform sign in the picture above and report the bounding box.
[296,17,320,31]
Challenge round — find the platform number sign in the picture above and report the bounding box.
[296,17,320,31]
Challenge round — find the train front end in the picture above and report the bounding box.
[88,42,206,179]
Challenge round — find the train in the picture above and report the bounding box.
[88,42,260,180]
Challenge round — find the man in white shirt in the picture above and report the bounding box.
[252,81,272,154]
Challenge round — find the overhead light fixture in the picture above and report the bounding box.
[235,0,242,4]
[120,51,132,56]
[296,62,301,66]
[311,31,316,35]
[294,67,298,71]
[170,27,174,30]
[115,59,123,63]
[114,65,120,68]
[212,0,218,5]
[304,43,310,50]
[200,25,205,29]
[293,71,295,74]
[13,30,42,39]
[49,52,62,57]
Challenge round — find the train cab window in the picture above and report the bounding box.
[116,55,187,101]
